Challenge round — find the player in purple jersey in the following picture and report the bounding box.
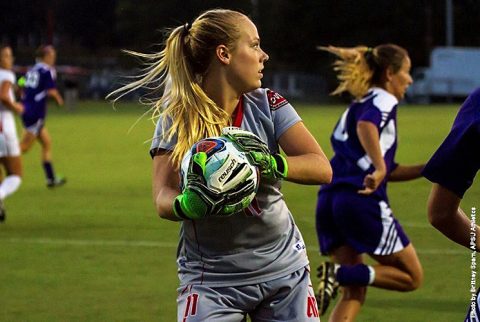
[20,45,66,188]
[422,88,480,322]
[315,44,425,320]
[0,45,24,221]
[109,9,332,321]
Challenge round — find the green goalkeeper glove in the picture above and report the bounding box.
[173,152,256,220]
[248,151,288,180]
[222,127,288,180]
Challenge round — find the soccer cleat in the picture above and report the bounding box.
[0,198,6,223]
[47,176,67,188]
[316,262,339,315]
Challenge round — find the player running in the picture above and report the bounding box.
[0,45,23,222]
[315,44,424,320]
[422,87,480,321]
[110,9,332,321]
[20,45,66,188]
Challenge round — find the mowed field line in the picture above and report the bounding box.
[2,236,468,255]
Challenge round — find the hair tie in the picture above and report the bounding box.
[364,47,375,61]
[183,22,191,36]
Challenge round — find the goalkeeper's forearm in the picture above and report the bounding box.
[154,186,184,221]
[282,153,332,185]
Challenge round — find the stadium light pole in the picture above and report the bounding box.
[445,0,454,46]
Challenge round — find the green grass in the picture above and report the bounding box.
[0,101,476,321]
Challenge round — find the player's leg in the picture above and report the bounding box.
[327,245,366,322]
[315,188,345,316]
[19,117,41,154]
[317,189,419,319]
[250,266,320,322]
[177,284,251,322]
[38,127,65,187]
[369,243,423,291]
[0,156,23,198]
[38,126,52,162]
[0,114,23,221]
[20,131,36,153]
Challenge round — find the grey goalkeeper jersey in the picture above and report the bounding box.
[150,88,309,287]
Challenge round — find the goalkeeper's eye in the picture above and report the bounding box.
[252,41,260,50]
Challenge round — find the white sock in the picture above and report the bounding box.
[367,265,376,285]
[0,175,22,200]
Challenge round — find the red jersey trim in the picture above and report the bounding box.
[231,96,244,127]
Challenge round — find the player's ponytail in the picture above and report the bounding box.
[319,44,408,99]
[108,9,245,168]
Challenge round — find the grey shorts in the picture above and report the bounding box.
[177,266,321,322]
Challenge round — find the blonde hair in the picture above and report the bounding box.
[108,9,247,168]
[319,44,408,99]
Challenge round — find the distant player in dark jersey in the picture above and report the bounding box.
[110,9,332,322]
[422,88,480,322]
[315,44,425,320]
[20,45,66,188]
[0,45,24,221]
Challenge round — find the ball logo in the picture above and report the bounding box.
[218,158,237,183]
[195,139,224,157]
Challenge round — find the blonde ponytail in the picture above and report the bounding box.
[319,44,408,100]
[109,9,246,168]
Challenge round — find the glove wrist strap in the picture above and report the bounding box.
[173,196,190,220]
[273,154,288,179]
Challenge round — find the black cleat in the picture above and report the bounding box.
[316,262,339,315]
[47,176,67,188]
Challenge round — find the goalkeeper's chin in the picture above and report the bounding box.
[245,81,262,94]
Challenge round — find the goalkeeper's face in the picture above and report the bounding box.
[227,18,269,94]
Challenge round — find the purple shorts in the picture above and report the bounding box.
[315,187,410,256]
[21,115,45,136]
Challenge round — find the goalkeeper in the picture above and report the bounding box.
[109,9,332,322]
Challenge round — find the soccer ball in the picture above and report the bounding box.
[180,136,259,213]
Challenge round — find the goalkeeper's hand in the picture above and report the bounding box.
[222,127,288,180]
[173,151,256,220]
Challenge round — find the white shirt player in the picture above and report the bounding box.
[0,69,16,112]
[0,68,21,157]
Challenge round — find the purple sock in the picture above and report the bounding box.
[43,162,55,181]
[336,264,371,286]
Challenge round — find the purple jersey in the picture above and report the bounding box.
[423,87,480,197]
[22,62,57,121]
[322,87,399,200]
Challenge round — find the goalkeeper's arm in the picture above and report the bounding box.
[223,124,331,185]
[277,122,332,185]
[152,149,184,221]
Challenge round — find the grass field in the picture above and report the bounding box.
[0,100,476,321]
